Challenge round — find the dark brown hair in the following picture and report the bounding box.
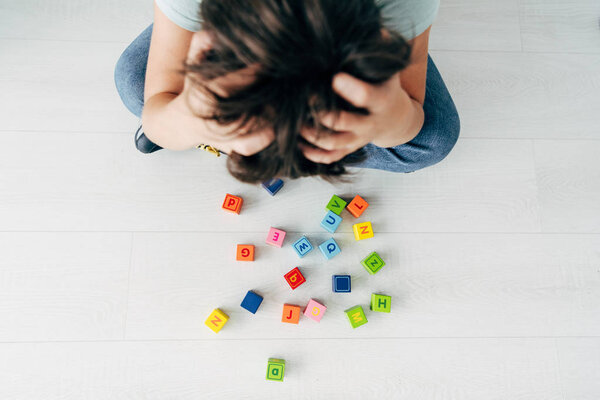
[185,0,412,183]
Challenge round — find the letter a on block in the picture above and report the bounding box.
[205,308,229,333]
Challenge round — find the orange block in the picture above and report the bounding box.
[236,244,255,261]
[347,195,369,218]
[281,304,301,324]
[222,194,243,214]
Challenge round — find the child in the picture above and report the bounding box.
[115,0,459,182]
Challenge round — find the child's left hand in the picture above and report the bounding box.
[299,72,424,164]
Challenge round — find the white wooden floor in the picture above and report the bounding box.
[1,0,599,398]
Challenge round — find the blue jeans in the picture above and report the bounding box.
[115,25,460,173]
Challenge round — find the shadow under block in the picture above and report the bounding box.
[266,358,286,382]
[318,238,341,260]
[266,227,286,248]
[281,304,301,324]
[292,236,313,258]
[332,275,351,293]
[284,267,306,290]
[222,194,243,214]
[240,290,263,314]
[304,299,327,322]
[361,251,385,275]
[353,221,374,241]
[320,211,342,233]
[261,178,284,196]
[345,305,368,329]
[347,195,369,218]
[204,308,229,333]
[236,244,255,261]
[371,293,392,313]
[326,194,347,216]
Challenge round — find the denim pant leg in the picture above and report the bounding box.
[114,24,153,118]
[353,55,461,173]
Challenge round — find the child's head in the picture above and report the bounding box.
[185,0,412,183]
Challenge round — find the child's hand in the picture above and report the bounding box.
[299,72,424,164]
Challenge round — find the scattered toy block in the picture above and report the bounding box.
[240,290,263,314]
[304,299,327,322]
[345,305,368,328]
[347,195,369,218]
[326,194,347,216]
[262,178,284,196]
[236,244,255,261]
[320,211,342,233]
[284,267,306,290]
[281,304,301,324]
[361,251,385,275]
[318,238,341,260]
[266,227,286,247]
[204,308,229,333]
[266,358,286,382]
[222,194,243,214]
[332,275,351,293]
[371,293,392,313]
[292,236,313,258]
[352,221,374,241]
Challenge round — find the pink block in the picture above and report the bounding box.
[303,299,327,322]
[266,227,286,248]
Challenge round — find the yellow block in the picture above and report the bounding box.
[352,221,374,241]
[205,308,229,333]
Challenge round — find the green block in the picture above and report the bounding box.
[371,293,392,313]
[266,358,285,382]
[344,305,368,329]
[326,195,347,216]
[361,251,385,275]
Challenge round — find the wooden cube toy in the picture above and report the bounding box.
[236,244,255,261]
[371,293,392,313]
[304,299,326,322]
[332,275,351,293]
[266,358,285,382]
[318,238,341,260]
[326,194,347,216]
[361,251,385,275]
[266,227,286,247]
[320,211,342,233]
[281,304,301,324]
[222,194,243,214]
[347,195,369,218]
[292,236,313,258]
[345,305,368,329]
[204,308,229,333]
[262,178,284,196]
[353,221,374,241]
[284,267,306,290]
[240,290,263,314]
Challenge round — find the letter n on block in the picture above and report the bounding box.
[284,267,306,290]
[204,308,229,333]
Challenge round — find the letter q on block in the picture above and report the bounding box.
[318,238,341,260]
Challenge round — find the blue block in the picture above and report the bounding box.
[292,236,313,258]
[261,178,284,196]
[332,275,351,293]
[320,211,342,233]
[318,238,341,260]
[240,290,263,314]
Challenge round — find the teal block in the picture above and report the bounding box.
[326,195,347,216]
[320,211,342,233]
[319,238,341,260]
[292,236,313,258]
[361,251,385,275]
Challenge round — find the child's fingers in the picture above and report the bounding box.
[318,111,367,132]
[332,72,397,112]
[229,128,275,156]
[299,143,350,165]
[300,127,356,151]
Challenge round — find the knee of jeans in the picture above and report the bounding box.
[114,47,145,117]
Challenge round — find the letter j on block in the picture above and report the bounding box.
[204,308,229,333]
[266,227,286,248]
[318,238,341,260]
[352,221,374,241]
[304,299,326,322]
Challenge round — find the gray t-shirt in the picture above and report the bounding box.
[156,0,439,40]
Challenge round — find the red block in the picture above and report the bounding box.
[222,194,243,214]
[284,267,306,290]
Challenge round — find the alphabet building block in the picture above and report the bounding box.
[262,178,284,196]
[326,194,347,216]
[292,236,313,258]
[352,221,374,241]
[222,194,243,214]
[240,290,263,314]
[345,305,368,328]
[266,227,286,247]
[266,358,286,382]
[371,293,392,313]
[304,299,326,322]
[320,211,342,233]
[204,308,229,333]
[361,251,385,275]
[318,238,341,260]
[332,275,351,293]
[284,267,306,290]
[281,304,301,324]
[346,195,369,218]
[236,244,255,261]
